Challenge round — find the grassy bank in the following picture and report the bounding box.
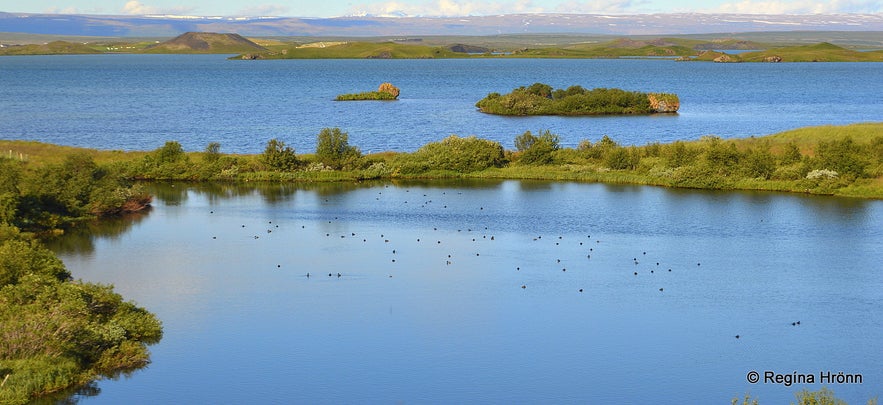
[1,123,881,199]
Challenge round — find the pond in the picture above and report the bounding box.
[48,180,883,403]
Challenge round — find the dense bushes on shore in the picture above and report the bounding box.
[0,154,162,404]
[2,153,151,231]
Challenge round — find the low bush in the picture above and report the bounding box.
[261,139,301,171]
[403,135,506,173]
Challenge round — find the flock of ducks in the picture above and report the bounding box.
[208,185,804,342]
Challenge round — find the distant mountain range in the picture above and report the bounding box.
[1,12,882,38]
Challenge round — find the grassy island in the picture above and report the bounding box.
[475,83,679,116]
[0,153,162,404]
[336,83,401,101]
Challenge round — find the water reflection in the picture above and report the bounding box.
[147,179,509,206]
[43,209,151,256]
[29,382,100,405]
[148,182,189,205]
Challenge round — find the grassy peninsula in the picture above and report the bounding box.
[690,42,883,62]
[475,83,679,115]
[2,123,881,199]
[0,154,162,404]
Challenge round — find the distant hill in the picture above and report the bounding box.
[691,42,883,62]
[0,40,100,55]
[238,41,465,59]
[2,12,882,38]
[144,32,267,53]
[739,42,883,62]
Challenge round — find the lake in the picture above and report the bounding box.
[4,55,882,403]
[48,180,883,404]
[1,55,881,154]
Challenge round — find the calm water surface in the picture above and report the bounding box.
[49,181,883,404]
[1,55,881,153]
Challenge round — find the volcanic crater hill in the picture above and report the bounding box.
[145,32,267,54]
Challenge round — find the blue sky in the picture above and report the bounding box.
[3,0,881,17]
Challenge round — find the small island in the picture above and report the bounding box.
[475,83,679,116]
[335,82,401,101]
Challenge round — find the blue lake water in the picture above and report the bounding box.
[3,55,882,403]
[48,181,883,404]
[1,55,881,153]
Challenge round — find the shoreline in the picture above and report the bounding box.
[1,122,881,200]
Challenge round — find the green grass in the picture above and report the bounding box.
[0,140,146,167]
[765,122,883,145]
[3,123,881,199]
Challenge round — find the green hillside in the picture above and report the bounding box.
[739,42,883,62]
[0,40,100,55]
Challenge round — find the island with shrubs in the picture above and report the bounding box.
[475,83,679,116]
[335,83,401,101]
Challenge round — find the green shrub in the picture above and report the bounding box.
[793,387,847,405]
[315,128,362,170]
[581,135,621,161]
[0,239,70,286]
[261,139,300,172]
[204,142,221,163]
[406,135,506,173]
[605,146,641,170]
[663,140,698,168]
[780,142,803,165]
[154,141,185,165]
[702,136,741,175]
[814,136,869,178]
[741,145,776,179]
[135,141,192,179]
[515,130,560,165]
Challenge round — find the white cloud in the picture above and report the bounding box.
[347,0,546,17]
[120,0,195,15]
[44,6,82,14]
[713,0,882,13]
[554,0,645,14]
[122,0,157,14]
[345,0,881,17]
[236,4,291,16]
